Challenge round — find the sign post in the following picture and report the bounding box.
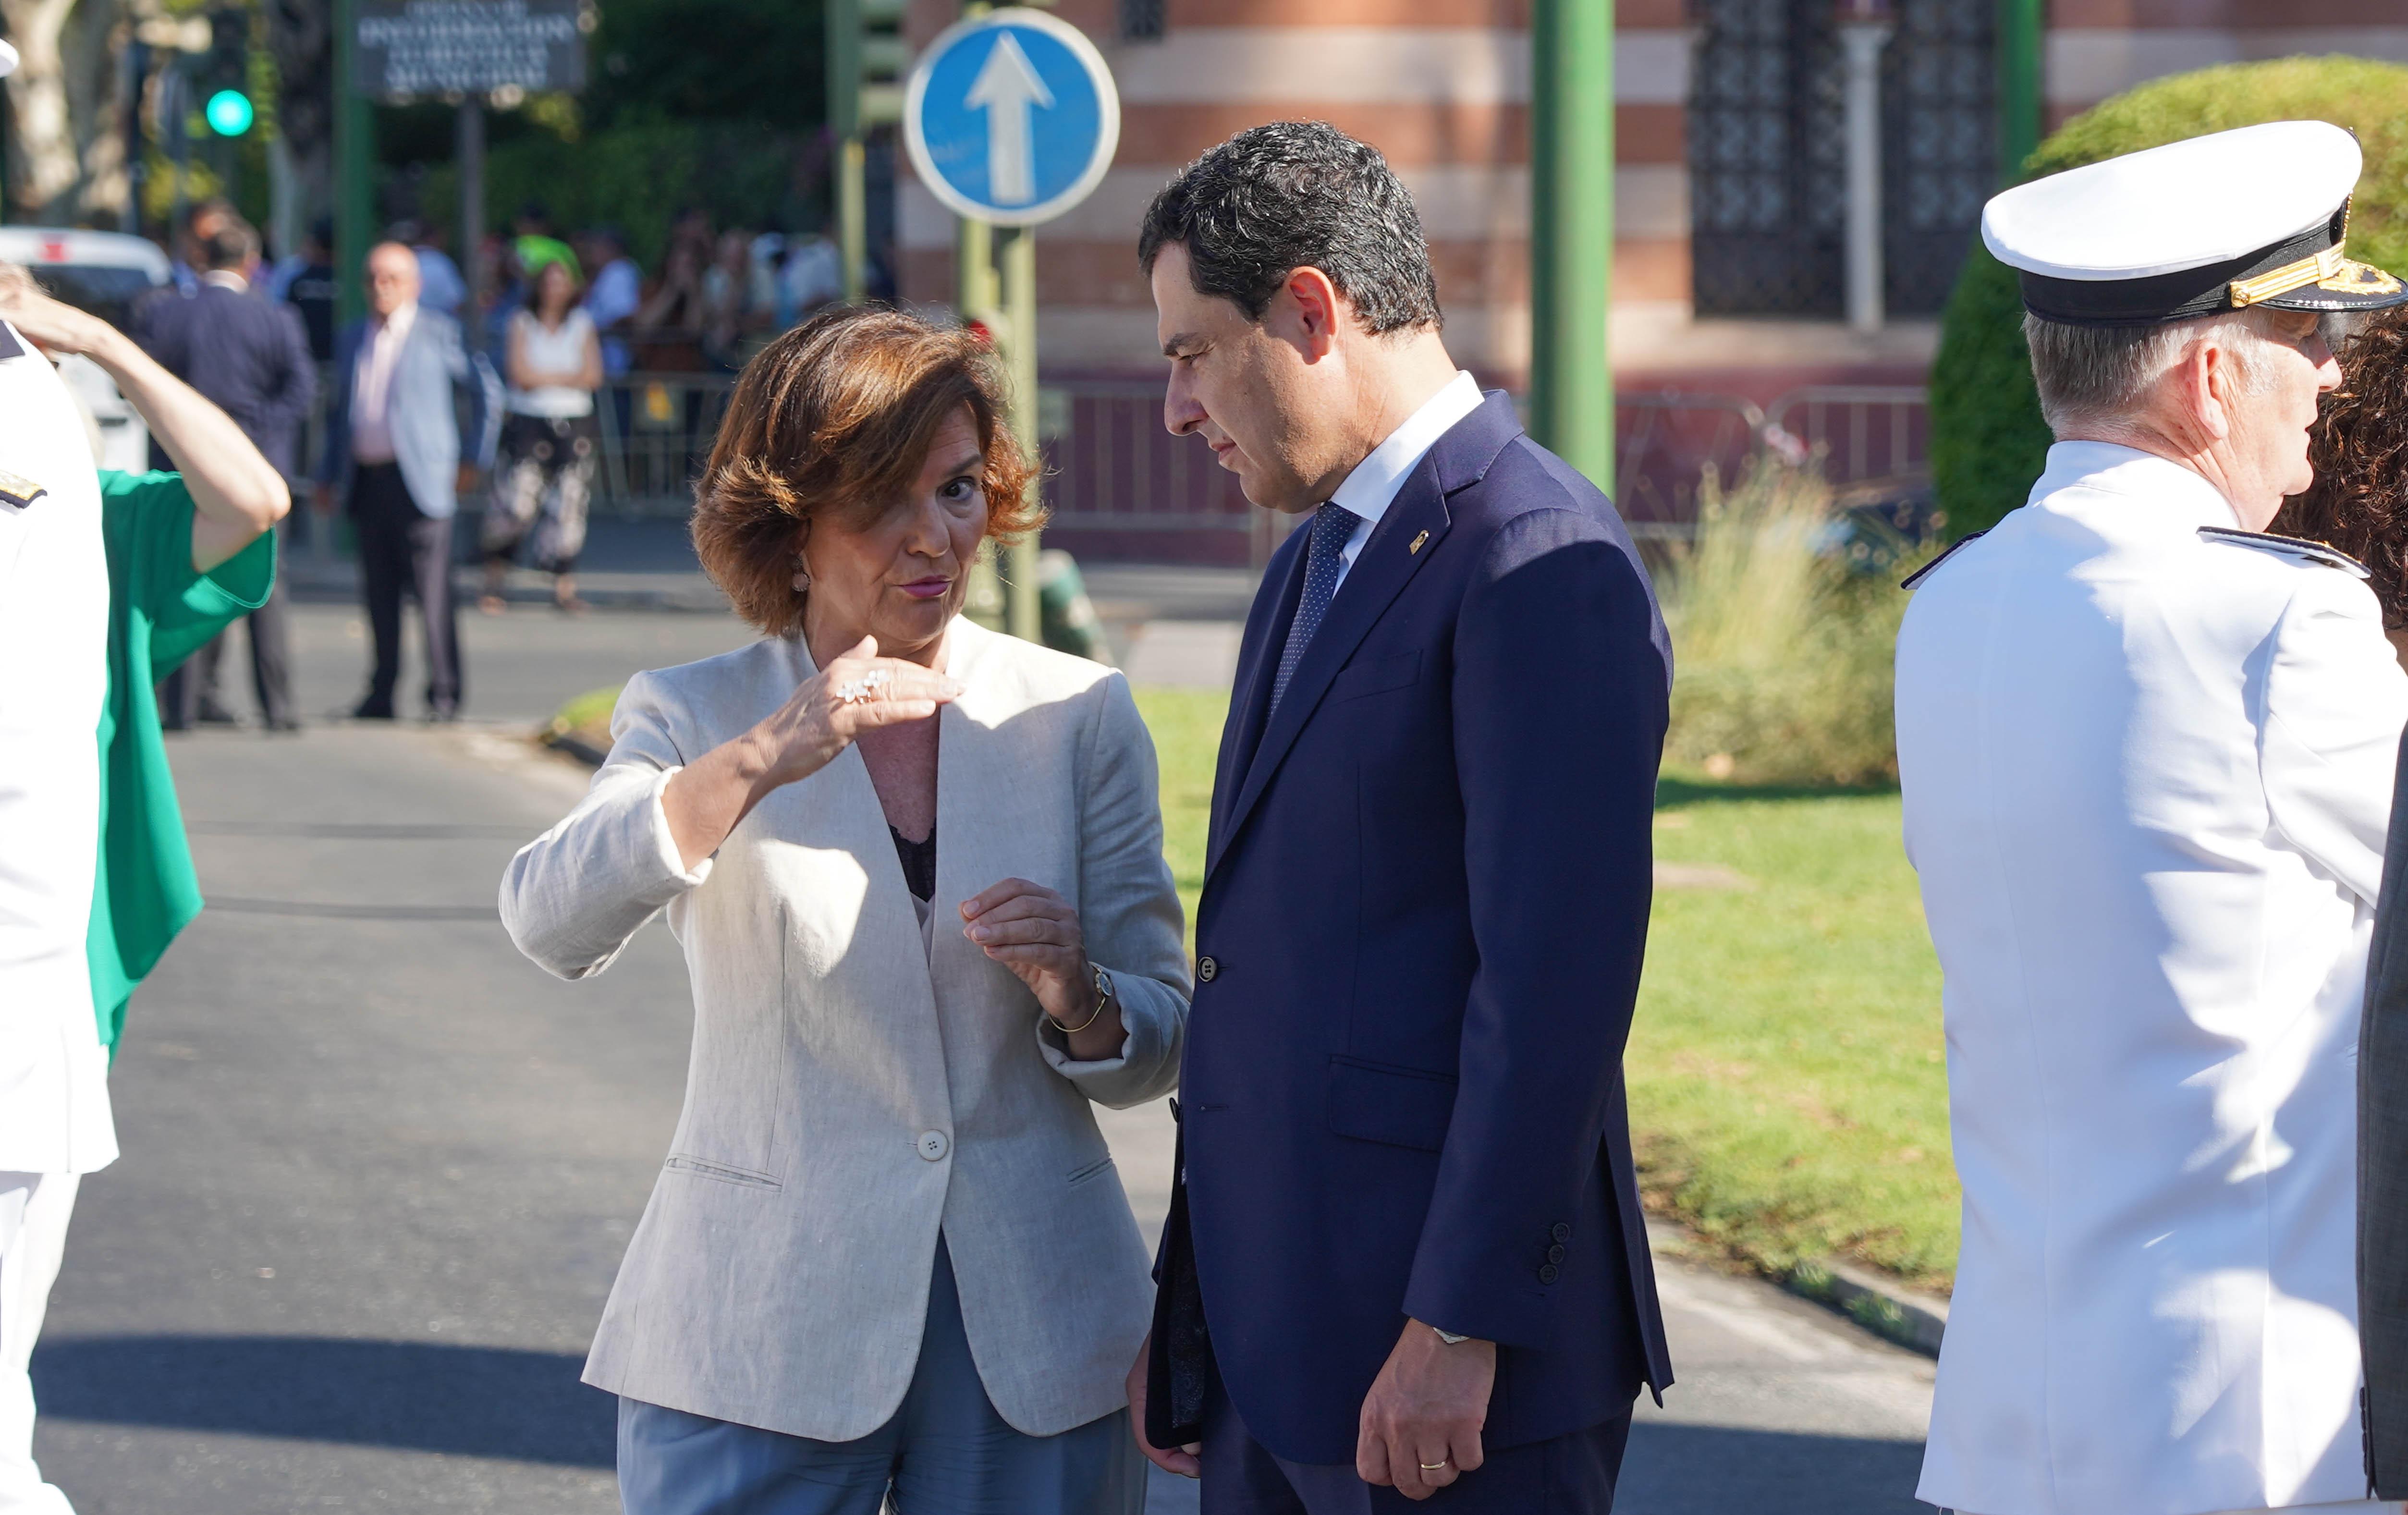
[905,8,1118,645]
[347,0,592,320]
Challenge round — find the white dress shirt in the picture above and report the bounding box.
[350,300,418,464]
[0,320,118,1176]
[1326,370,1484,592]
[1898,441,2408,1515]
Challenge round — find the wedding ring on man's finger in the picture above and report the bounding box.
[1418,1461,1450,1472]
[834,670,892,705]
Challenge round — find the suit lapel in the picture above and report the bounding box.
[1207,530,1309,866]
[1204,461,1454,890]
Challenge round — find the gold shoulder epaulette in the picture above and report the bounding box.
[2197,525,2371,579]
[0,468,48,511]
[1901,529,1990,591]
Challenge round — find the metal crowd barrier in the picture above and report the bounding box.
[568,374,1935,556]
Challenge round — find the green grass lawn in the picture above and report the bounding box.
[1636,779,1954,1291]
[1129,687,1958,1293]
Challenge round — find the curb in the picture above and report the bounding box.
[540,725,611,767]
[1786,1257,1948,1357]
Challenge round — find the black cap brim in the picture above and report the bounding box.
[2260,256,2408,313]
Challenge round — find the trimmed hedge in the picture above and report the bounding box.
[1931,57,2408,537]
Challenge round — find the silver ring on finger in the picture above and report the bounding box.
[834,670,892,705]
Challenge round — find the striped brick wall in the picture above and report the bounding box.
[892,0,2408,393]
[899,0,1694,388]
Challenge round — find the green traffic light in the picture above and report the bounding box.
[204,89,254,137]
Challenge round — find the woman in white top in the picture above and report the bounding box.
[480,258,601,614]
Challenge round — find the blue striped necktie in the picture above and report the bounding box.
[1268,503,1360,718]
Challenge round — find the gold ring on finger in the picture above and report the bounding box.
[1419,1460,1449,1471]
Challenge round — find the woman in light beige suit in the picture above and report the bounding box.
[500,306,1186,1515]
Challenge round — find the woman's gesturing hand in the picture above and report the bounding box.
[746,635,961,788]
[962,879,1126,1060]
[661,635,960,871]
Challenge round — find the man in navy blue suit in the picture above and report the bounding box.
[1125,123,1673,1513]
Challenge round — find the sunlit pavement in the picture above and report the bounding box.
[30,601,1931,1512]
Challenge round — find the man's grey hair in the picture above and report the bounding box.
[2024,308,2283,434]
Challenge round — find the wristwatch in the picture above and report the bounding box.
[1050,964,1115,1036]
[1432,1327,1472,1345]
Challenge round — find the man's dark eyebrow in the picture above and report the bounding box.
[1162,332,1199,358]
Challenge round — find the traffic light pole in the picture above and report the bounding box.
[1997,0,2043,182]
[1529,0,1614,496]
[333,0,376,326]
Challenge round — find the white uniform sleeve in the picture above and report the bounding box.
[499,670,712,979]
[2260,569,2408,910]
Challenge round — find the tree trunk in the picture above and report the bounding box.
[266,0,332,232]
[2,0,84,217]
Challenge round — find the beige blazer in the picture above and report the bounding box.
[499,618,1189,1440]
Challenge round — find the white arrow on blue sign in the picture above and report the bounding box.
[903,8,1120,228]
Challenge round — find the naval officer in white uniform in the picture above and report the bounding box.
[1899,120,2408,1515]
[0,43,118,1515]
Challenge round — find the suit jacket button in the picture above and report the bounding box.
[1547,1244,1567,1264]
[1197,955,1218,983]
[1552,1222,1572,1244]
[916,1130,950,1161]
[1538,1263,1560,1284]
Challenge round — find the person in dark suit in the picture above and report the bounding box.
[134,214,313,731]
[1124,122,1673,1514]
[316,241,499,721]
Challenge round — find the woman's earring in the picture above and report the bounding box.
[793,564,812,592]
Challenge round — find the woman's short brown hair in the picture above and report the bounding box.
[691,304,1040,636]
[2279,308,2408,629]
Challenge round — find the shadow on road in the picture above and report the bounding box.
[1619,1421,1927,1514]
[32,1335,613,1466]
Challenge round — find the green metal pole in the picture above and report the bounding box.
[333,0,376,326]
[827,0,867,301]
[1530,0,1614,496]
[1997,0,2043,182]
[998,223,1041,644]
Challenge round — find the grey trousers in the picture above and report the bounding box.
[616,1238,1146,1515]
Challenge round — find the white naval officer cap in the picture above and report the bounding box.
[1982,121,2408,326]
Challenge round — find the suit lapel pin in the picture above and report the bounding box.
[1408,530,1429,556]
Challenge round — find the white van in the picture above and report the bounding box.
[0,227,171,473]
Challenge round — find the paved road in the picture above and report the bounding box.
[31,603,1932,1512]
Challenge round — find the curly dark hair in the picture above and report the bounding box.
[691,305,1040,638]
[1137,121,1442,335]
[2277,309,2408,628]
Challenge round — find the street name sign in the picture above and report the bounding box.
[353,0,591,99]
[903,9,1120,228]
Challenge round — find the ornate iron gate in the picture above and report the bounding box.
[1689,0,1992,318]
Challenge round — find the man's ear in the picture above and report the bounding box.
[1281,266,1345,361]
[2172,335,2233,444]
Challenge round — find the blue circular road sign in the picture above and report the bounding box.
[903,9,1119,228]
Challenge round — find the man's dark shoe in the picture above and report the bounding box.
[266,717,304,734]
[196,699,239,726]
[348,699,397,721]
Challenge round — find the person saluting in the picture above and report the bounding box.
[1898,121,2408,1515]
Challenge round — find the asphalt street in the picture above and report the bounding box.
[30,599,1933,1512]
